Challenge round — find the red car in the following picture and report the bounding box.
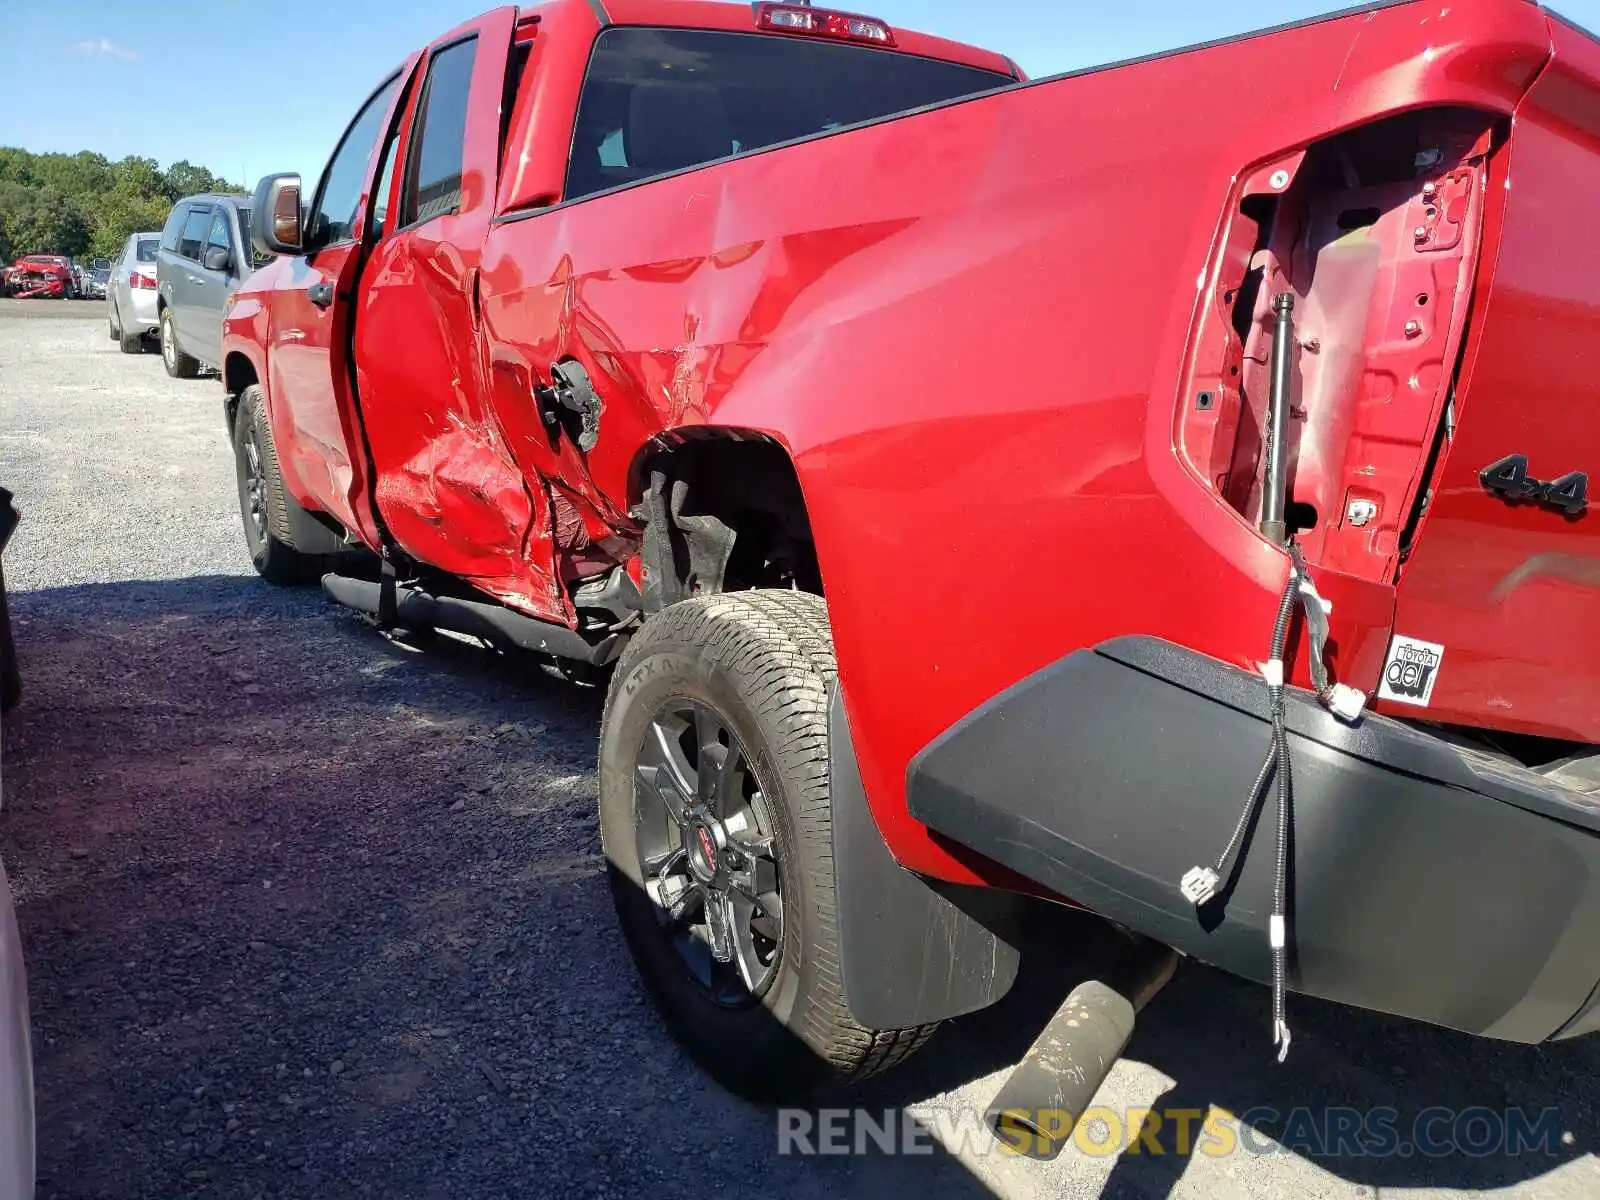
[6,256,73,299]
[220,0,1600,1132]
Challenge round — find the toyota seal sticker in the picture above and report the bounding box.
[1378,635,1446,707]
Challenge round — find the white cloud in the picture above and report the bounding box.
[70,38,140,62]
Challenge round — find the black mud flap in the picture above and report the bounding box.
[908,636,1600,1044]
[830,688,1022,1030]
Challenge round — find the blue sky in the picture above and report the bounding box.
[4,0,1600,187]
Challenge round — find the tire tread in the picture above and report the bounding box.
[604,589,938,1089]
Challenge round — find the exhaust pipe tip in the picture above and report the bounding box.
[985,946,1178,1161]
[984,980,1137,1160]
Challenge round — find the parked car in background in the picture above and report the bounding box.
[106,233,162,354]
[6,257,73,299]
[155,195,256,378]
[79,259,110,301]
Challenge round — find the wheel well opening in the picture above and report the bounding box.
[223,354,259,430]
[633,433,822,601]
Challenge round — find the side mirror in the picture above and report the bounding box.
[202,245,232,273]
[251,172,304,257]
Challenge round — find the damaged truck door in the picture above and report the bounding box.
[350,10,570,618]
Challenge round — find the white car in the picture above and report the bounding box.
[106,233,162,355]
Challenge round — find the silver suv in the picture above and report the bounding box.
[154,194,256,379]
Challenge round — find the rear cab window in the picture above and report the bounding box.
[564,28,1011,201]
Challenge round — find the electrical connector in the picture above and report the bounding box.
[1323,682,1366,723]
[1180,866,1220,906]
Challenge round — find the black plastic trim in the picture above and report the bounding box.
[829,688,1021,1029]
[908,636,1600,1044]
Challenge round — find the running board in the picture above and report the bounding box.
[321,574,622,666]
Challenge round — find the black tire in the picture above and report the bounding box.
[107,303,119,341]
[159,307,199,378]
[599,590,938,1101]
[111,301,143,353]
[233,385,316,585]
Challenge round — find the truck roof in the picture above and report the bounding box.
[546,0,1020,79]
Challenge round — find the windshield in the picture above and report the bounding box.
[566,28,1012,201]
[135,237,158,264]
[22,256,65,266]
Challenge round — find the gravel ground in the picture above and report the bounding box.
[2,300,1599,1199]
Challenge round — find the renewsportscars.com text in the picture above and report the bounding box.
[777,1105,1569,1162]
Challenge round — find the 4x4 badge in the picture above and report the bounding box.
[1479,454,1588,515]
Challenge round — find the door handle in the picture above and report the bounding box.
[307,281,335,309]
[187,275,206,285]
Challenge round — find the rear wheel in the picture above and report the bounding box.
[111,301,143,353]
[233,385,316,585]
[599,590,938,1101]
[160,308,199,378]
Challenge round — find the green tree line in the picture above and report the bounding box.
[0,148,242,263]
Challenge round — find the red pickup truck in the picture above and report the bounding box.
[222,0,1600,1131]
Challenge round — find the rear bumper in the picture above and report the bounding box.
[118,289,158,332]
[908,636,1600,1043]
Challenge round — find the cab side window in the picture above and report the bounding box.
[178,207,213,260]
[400,37,478,227]
[564,27,1009,202]
[308,74,401,248]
